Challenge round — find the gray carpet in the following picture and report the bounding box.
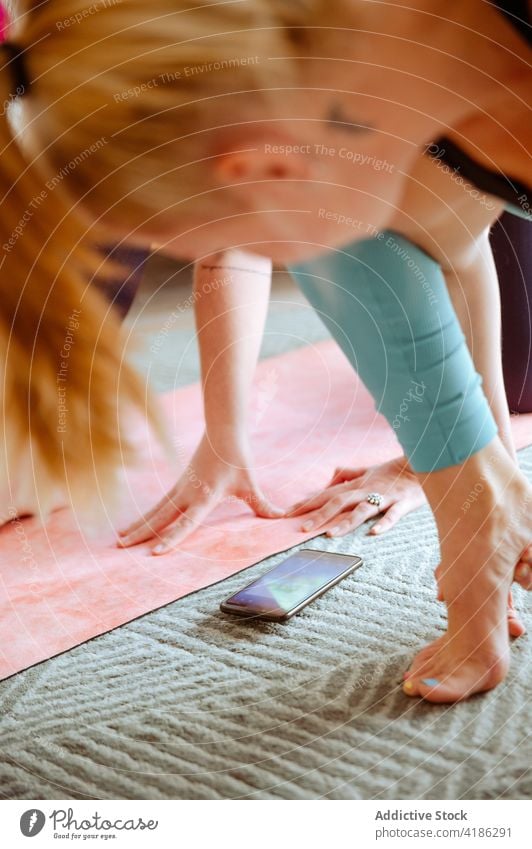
[0,261,530,800]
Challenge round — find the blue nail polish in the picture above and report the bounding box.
[421,678,440,687]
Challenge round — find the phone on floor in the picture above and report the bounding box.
[220,548,363,622]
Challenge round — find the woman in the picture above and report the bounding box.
[119,155,530,698]
[1,1,530,703]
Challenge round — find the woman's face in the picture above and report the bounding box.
[147,95,424,263]
[162,154,411,264]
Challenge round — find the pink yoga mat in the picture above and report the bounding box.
[1,340,531,680]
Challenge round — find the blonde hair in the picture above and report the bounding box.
[0,0,325,514]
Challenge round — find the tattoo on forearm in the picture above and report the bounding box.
[327,103,375,134]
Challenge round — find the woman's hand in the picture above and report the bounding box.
[117,432,283,555]
[288,457,426,537]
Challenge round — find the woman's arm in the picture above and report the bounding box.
[118,249,283,554]
[195,249,272,455]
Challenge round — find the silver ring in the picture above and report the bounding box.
[366,492,384,507]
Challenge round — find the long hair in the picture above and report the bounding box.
[0,0,323,515]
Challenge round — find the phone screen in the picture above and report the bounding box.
[221,549,362,619]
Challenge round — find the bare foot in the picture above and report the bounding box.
[404,591,526,683]
[404,590,525,681]
[403,440,531,703]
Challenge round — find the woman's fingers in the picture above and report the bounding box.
[300,467,370,510]
[289,479,359,516]
[326,499,388,537]
[288,490,330,516]
[328,466,367,486]
[152,504,213,554]
[290,458,424,538]
[241,485,285,519]
[301,492,371,532]
[118,490,181,538]
[369,501,413,535]
[118,474,285,552]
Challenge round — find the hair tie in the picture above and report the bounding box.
[1,41,30,98]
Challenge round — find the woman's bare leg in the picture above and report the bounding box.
[403,435,531,702]
[442,237,526,637]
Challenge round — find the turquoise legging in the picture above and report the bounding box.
[288,232,497,472]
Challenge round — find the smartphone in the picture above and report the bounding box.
[220,548,362,622]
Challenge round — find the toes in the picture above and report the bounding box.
[415,673,489,704]
[402,679,420,697]
[403,672,451,701]
[404,674,468,704]
[404,638,446,679]
[508,605,527,638]
[405,661,507,704]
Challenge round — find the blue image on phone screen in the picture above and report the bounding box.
[223,549,361,618]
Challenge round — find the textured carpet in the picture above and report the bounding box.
[0,266,530,800]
